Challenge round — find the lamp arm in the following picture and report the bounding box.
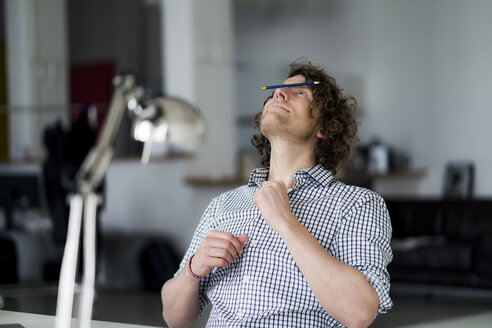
[75,75,144,195]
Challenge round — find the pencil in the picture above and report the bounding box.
[261,81,320,90]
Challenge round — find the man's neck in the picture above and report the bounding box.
[267,140,316,188]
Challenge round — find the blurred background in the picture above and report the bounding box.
[1,0,491,327]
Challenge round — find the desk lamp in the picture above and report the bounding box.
[54,75,205,328]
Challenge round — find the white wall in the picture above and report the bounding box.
[101,160,193,253]
[163,0,236,178]
[5,0,68,160]
[100,159,235,253]
[234,0,492,197]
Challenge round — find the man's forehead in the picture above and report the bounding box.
[284,75,306,84]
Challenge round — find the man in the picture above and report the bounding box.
[161,60,393,328]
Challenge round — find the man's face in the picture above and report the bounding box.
[260,75,320,143]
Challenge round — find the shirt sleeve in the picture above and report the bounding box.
[174,196,220,315]
[331,191,393,314]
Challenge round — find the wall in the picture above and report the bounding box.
[101,159,235,254]
[234,0,492,197]
[162,0,237,178]
[5,0,68,160]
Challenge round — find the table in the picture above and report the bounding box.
[0,310,163,328]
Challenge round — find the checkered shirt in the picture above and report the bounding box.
[176,164,393,327]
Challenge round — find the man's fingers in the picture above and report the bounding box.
[260,180,286,189]
[206,230,245,255]
[237,233,249,245]
[192,231,250,276]
[204,236,242,258]
[207,247,234,264]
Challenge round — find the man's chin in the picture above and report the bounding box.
[260,119,290,140]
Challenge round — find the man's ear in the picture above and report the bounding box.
[316,130,324,139]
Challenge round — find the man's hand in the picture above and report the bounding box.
[191,231,249,277]
[253,180,297,233]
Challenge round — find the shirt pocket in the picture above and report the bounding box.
[210,207,260,237]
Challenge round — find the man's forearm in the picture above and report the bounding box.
[161,269,201,328]
[278,219,379,328]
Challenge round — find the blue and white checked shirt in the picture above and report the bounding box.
[176,164,393,327]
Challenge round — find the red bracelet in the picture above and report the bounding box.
[188,254,203,280]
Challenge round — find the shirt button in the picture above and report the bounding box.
[250,239,258,247]
[243,275,250,283]
[236,310,245,319]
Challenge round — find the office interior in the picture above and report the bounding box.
[1,0,492,327]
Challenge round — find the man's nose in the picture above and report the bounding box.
[274,87,288,100]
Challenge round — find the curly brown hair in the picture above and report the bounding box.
[251,59,358,174]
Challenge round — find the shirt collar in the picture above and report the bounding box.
[248,164,334,188]
[301,164,335,188]
[248,167,269,187]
